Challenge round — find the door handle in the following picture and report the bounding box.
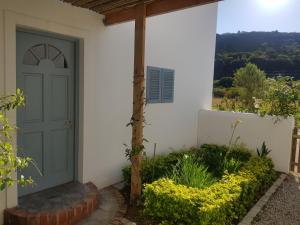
[65,120,73,129]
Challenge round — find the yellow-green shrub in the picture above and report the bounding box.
[143,156,276,225]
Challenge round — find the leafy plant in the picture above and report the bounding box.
[0,89,33,191]
[257,141,271,158]
[169,155,215,189]
[122,149,196,187]
[124,143,145,160]
[195,144,251,178]
[195,144,228,177]
[223,157,242,174]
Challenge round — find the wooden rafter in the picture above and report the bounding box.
[104,0,220,25]
[84,0,115,9]
[60,0,220,25]
[93,0,142,13]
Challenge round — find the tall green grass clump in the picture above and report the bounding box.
[169,155,215,189]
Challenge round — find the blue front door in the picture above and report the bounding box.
[16,31,76,196]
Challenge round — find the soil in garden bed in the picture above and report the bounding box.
[121,186,158,225]
[126,205,158,225]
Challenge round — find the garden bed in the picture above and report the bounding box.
[122,144,277,225]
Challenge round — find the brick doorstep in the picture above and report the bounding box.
[4,182,99,225]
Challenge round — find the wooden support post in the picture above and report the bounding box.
[130,3,146,203]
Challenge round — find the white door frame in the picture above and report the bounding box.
[3,9,88,208]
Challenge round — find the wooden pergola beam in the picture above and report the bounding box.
[104,0,220,25]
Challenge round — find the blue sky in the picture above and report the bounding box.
[217,0,300,34]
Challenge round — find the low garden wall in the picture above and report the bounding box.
[198,110,295,173]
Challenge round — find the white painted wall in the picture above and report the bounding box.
[0,0,218,223]
[198,110,295,173]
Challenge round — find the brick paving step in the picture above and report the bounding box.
[4,182,98,225]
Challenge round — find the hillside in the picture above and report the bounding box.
[214,31,300,80]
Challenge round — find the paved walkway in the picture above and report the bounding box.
[78,188,119,225]
[253,174,300,225]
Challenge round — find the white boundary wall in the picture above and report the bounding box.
[198,110,295,173]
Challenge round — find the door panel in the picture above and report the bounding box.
[17,31,76,196]
[23,73,44,122]
[51,75,69,121]
[50,129,69,173]
[23,131,44,176]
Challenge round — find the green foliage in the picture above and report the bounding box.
[123,144,252,187]
[195,144,251,177]
[214,32,300,81]
[257,142,271,158]
[169,155,215,189]
[194,144,228,177]
[257,76,300,119]
[223,157,243,174]
[143,156,277,225]
[0,89,25,111]
[122,149,195,187]
[233,63,266,112]
[124,144,145,160]
[0,89,33,191]
[214,67,300,124]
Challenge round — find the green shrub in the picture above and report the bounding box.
[195,144,251,177]
[194,144,228,177]
[123,145,252,186]
[143,156,276,225]
[122,149,196,186]
[169,155,215,189]
[223,157,242,174]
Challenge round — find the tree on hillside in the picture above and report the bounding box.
[214,32,300,80]
[233,63,266,112]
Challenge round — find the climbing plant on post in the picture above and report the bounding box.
[0,89,32,191]
[130,3,146,204]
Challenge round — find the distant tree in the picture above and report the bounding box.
[233,63,266,112]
